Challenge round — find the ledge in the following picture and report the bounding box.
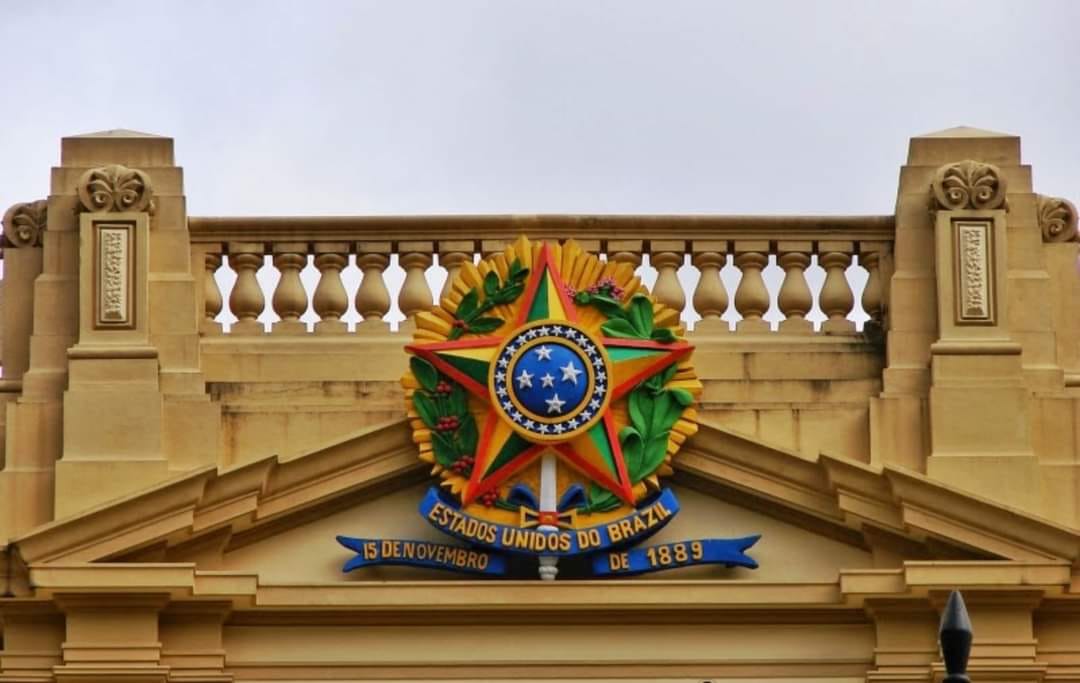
[188,214,896,245]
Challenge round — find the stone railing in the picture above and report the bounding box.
[188,215,895,337]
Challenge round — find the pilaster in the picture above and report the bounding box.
[52,131,220,519]
[52,593,170,683]
[0,602,64,683]
[159,603,232,683]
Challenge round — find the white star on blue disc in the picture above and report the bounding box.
[535,345,553,361]
[545,393,566,414]
[516,369,533,389]
[560,361,582,385]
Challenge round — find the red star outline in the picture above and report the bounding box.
[406,244,692,507]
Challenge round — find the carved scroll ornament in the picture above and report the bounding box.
[931,160,1007,211]
[1036,194,1078,243]
[2,199,48,247]
[77,164,154,213]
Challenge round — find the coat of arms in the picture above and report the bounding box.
[339,237,758,578]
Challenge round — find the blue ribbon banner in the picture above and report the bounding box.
[419,486,680,557]
[590,536,761,577]
[337,536,509,576]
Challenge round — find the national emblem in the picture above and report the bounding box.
[337,236,760,578]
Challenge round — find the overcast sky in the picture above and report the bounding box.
[2,0,1078,218]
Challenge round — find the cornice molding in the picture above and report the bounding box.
[10,418,1080,571]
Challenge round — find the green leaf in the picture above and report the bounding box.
[447,326,463,341]
[628,389,653,433]
[660,363,679,386]
[495,282,525,303]
[589,293,627,321]
[457,289,479,319]
[431,431,459,467]
[587,482,622,513]
[637,435,671,482]
[650,327,678,343]
[508,259,529,282]
[670,387,694,407]
[412,392,439,428]
[574,291,592,305]
[650,392,674,435]
[494,498,520,511]
[483,270,500,298]
[627,295,654,336]
[447,383,467,415]
[601,318,645,339]
[456,416,479,456]
[409,357,439,392]
[620,425,645,481]
[467,316,504,334]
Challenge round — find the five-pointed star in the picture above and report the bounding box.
[406,244,693,506]
[535,345,553,361]
[516,369,533,389]
[545,393,566,414]
[540,372,555,388]
[560,361,582,385]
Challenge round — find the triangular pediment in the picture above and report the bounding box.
[11,418,1080,584]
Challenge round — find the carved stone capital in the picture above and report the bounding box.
[931,160,1007,211]
[77,164,154,213]
[1036,194,1078,243]
[2,199,48,247]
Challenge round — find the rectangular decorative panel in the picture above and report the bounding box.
[95,222,135,328]
[953,220,995,325]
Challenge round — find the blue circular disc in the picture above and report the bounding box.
[509,341,588,417]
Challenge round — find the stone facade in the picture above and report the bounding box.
[0,126,1078,681]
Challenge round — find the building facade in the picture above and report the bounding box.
[0,127,1078,681]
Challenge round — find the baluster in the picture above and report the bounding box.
[355,242,391,332]
[860,246,884,323]
[733,242,770,332]
[480,240,509,260]
[650,241,686,314]
[819,241,856,333]
[202,251,223,335]
[439,240,474,304]
[313,242,349,334]
[271,242,309,334]
[691,242,728,333]
[398,241,434,329]
[609,239,643,273]
[228,242,266,335]
[777,241,813,334]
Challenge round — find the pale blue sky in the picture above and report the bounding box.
[2,0,1078,216]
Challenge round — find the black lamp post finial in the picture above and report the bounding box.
[940,590,973,683]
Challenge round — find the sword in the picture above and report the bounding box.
[537,451,559,581]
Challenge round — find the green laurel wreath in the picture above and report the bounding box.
[447,259,529,339]
[409,357,478,470]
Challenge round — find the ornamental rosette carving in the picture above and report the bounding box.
[1036,194,1078,243]
[2,199,48,247]
[77,164,154,213]
[931,160,1007,211]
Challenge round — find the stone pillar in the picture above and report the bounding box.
[52,130,221,518]
[872,127,1051,493]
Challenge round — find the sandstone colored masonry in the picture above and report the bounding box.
[0,126,1077,681]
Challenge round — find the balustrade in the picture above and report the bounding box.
[190,216,893,338]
